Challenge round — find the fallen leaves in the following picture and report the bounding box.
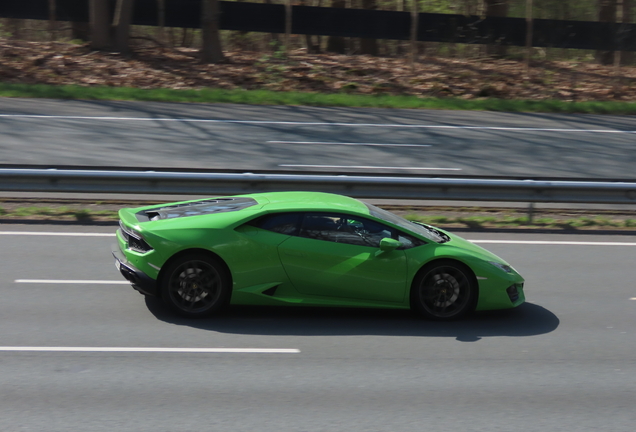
[1,38,635,101]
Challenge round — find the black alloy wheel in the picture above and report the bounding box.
[160,254,230,318]
[410,261,477,320]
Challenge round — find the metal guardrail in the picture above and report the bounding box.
[2,168,636,205]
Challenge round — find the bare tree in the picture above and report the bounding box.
[484,0,509,56]
[113,0,135,54]
[264,0,281,50]
[327,0,346,53]
[360,0,378,55]
[596,0,616,64]
[89,0,112,50]
[621,0,634,64]
[301,0,320,53]
[525,0,533,75]
[48,0,58,41]
[201,0,225,63]
[157,0,166,45]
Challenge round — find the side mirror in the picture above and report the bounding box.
[378,238,402,253]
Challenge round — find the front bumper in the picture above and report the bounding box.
[112,243,158,296]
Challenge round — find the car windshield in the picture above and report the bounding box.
[363,202,448,243]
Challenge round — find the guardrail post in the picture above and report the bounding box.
[527,202,535,224]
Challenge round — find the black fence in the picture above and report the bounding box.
[1,0,635,51]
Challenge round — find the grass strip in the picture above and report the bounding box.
[2,82,636,114]
[1,206,118,222]
[0,204,634,230]
[407,214,636,230]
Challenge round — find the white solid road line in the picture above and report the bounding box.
[0,231,115,237]
[1,114,635,134]
[0,347,300,353]
[267,141,431,147]
[15,279,130,284]
[279,164,462,171]
[469,240,636,246]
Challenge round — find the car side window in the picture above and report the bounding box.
[300,213,423,249]
[248,212,302,235]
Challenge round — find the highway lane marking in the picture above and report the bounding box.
[15,279,129,284]
[279,164,462,170]
[267,141,432,147]
[1,114,635,134]
[469,240,636,246]
[0,347,300,354]
[0,231,115,237]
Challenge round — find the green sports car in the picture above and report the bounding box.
[112,191,525,320]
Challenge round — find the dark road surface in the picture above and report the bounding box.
[0,226,634,431]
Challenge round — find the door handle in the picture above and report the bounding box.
[283,250,305,257]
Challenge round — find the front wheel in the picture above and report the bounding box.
[160,254,230,318]
[410,261,477,320]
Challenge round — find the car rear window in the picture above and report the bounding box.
[139,198,258,221]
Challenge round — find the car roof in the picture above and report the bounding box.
[253,191,370,214]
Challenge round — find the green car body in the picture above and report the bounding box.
[113,191,525,319]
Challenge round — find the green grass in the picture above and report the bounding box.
[2,82,636,114]
[0,203,633,229]
[406,214,633,230]
[1,205,118,221]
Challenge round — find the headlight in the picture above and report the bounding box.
[489,261,514,273]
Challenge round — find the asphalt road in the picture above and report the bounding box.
[1,98,635,179]
[1,225,635,431]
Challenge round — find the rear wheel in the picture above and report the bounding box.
[410,261,477,320]
[160,254,230,318]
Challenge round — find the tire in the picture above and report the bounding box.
[159,254,231,318]
[410,260,477,321]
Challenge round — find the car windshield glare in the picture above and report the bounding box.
[363,202,445,243]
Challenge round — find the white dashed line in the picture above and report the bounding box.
[279,164,461,171]
[267,141,431,147]
[0,346,300,354]
[15,279,129,285]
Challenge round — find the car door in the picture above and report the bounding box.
[277,212,409,303]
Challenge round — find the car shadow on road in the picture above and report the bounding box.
[145,297,559,341]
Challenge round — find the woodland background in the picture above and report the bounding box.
[1,1,635,102]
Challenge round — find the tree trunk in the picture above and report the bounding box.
[484,0,509,57]
[201,0,225,63]
[264,0,281,50]
[327,0,346,53]
[112,0,135,54]
[596,0,616,65]
[301,0,319,53]
[622,0,634,64]
[89,0,112,50]
[48,0,58,41]
[157,0,166,45]
[360,0,378,55]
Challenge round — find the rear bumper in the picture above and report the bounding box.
[112,243,158,296]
